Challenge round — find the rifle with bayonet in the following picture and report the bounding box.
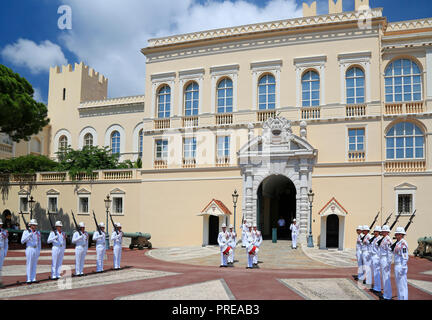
[47,210,58,236]
[389,211,402,231]
[382,212,392,226]
[108,211,119,235]
[390,209,417,251]
[369,211,380,230]
[71,210,82,235]
[19,210,30,231]
[92,210,102,235]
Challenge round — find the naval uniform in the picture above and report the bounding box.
[92,230,106,272]
[21,229,41,282]
[0,228,9,279]
[290,223,299,249]
[356,234,364,280]
[361,233,372,286]
[370,235,382,292]
[394,239,409,300]
[227,230,236,264]
[72,231,88,275]
[217,230,229,267]
[111,230,123,269]
[244,231,255,268]
[241,223,248,247]
[252,230,262,265]
[47,230,66,279]
[379,235,393,300]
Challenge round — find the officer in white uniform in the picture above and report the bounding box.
[227,224,236,265]
[111,222,123,269]
[355,225,364,281]
[361,225,372,287]
[72,222,88,276]
[393,227,409,300]
[92,222,106,272]
[47,221,66,279]
[252,224,262,267]
[241,219,248,248]
[244,223,256,269]
[370,225,382,293]
[289,219,299,249]
[0,219,9,287]
[217,223,229,267]
[379,225,392,300]
[21,219,41,283]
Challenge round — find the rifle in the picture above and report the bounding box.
[390,209,416,251]
[389,212,402,231]
[108,211,119,235]
[47,210,57,235]
[71,210,82,235]
[369,211,380,230]
[19,210,30,231]
[382,212,392,226]
[92,211,102,235]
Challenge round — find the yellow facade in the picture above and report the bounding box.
[1,2,431,252]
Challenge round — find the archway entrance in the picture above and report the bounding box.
[257,175,296,240]
[208,215,219,245]
[326,214,339,248]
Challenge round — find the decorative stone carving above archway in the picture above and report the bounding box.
[238,116,317,244]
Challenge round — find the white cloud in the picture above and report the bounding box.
[58,0,302,98]
[1,39,68,74]
[33,87,45,103]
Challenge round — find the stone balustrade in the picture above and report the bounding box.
[385,160,426,173]
[301,107,321,120]
[182,116,199,128]
[346,104,366,117]
[348,150,365,162]
[215,113,233,125]
[216,156,230,167]
[385,101,424,115]
[257,110,276,122]
[182,158,196,168]
[154,119,171,129]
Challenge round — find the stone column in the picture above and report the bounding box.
[298,159,310,244]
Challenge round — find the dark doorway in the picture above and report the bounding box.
[257,175,296,240]
[326,214,339,248]
[208,215,219,245]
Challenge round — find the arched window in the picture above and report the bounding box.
[157,85,171,118]
[111,131,120,154]
[386,122,424,160]
[59,135,68,150]
[30,138,41,154]
[139,129,143,158]
[84,133,93,147]
[302,70,320,107]
[258,74,276,110]
[217,78,233,113]
[385,59,422,103]
[346,67,365,104]
[184,82,199,116]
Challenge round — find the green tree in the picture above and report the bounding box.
[0,64,49,142]
[0,154,58,174]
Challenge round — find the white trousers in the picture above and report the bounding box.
[25,247,39,282]
[371,254,381,291]
[96,245,106,272]
[0,247,5,278]
[253,249,259,264]
[75,246,87,275]
[220,252,227,266]
[113,245,122,269]
[292,233,297,248]
[362,250,372,285]
[394,264,408,300]
[380,256,392,299]
[356,249,364,280]
[51,246,65,278]
[227,247,235,263]
[246,250,253,268]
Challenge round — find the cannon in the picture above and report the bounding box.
[413,237,432,261]
[124,232,152,250]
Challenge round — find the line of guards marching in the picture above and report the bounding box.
[355,224,409,300]
[0,218,124,284]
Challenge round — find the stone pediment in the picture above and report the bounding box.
[318,197,348,217]
[198,199,232,217]
[394,182,417,190]
[110,188,125,195]
[18,188,29,195]
[77,188,91,195]
[46,188,60,195]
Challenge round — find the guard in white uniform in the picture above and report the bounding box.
[217,223,230,267]
[378,225,392,300]
[361,225,372,287]
[47,221,66,279]
[370,225,382,293]
[244,223,257,269]
[0,219,9,287]
[355,225,364,281]
[227,224,236,265]
[111,222,123,269]
[241,219,248,248]
[252,224,262,267]
[289,219,299,249]
[92,222,106,272]
[21,219,41,283]
[393,227,409,300]
[72,222,88,276]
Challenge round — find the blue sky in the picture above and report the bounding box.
[1,0,431,103]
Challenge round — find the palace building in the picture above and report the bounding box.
[1,0,431,252]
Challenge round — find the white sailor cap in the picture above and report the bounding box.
[29,219,38,226]
[229,224,233,229]
[79,222,85,228]
[253,223,257,228]
[115,222,121,227]
[221,223,226,228]
[381,225,390,232]
[99,222,105,228]
[395,226,406,235]
[362,225,370,231]
[55,221,63,227]
[293,219,296,222]
[373,226,382,232]
[356,225,363,230]
[247,223,252,228]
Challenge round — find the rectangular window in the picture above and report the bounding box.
[217,136,230,157]
[348,128,365,151]
[48,197,58,213]
[112,197,123,214]
[79,197,89,214]
[19,197,29,213]
[155,139,168,160]
[398,194,412,215]
[183,137,196,159]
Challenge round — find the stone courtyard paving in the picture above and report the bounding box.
[0,242,431,300]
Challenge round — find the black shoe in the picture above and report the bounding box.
[246,267,253,269]
[363,280,366,284]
